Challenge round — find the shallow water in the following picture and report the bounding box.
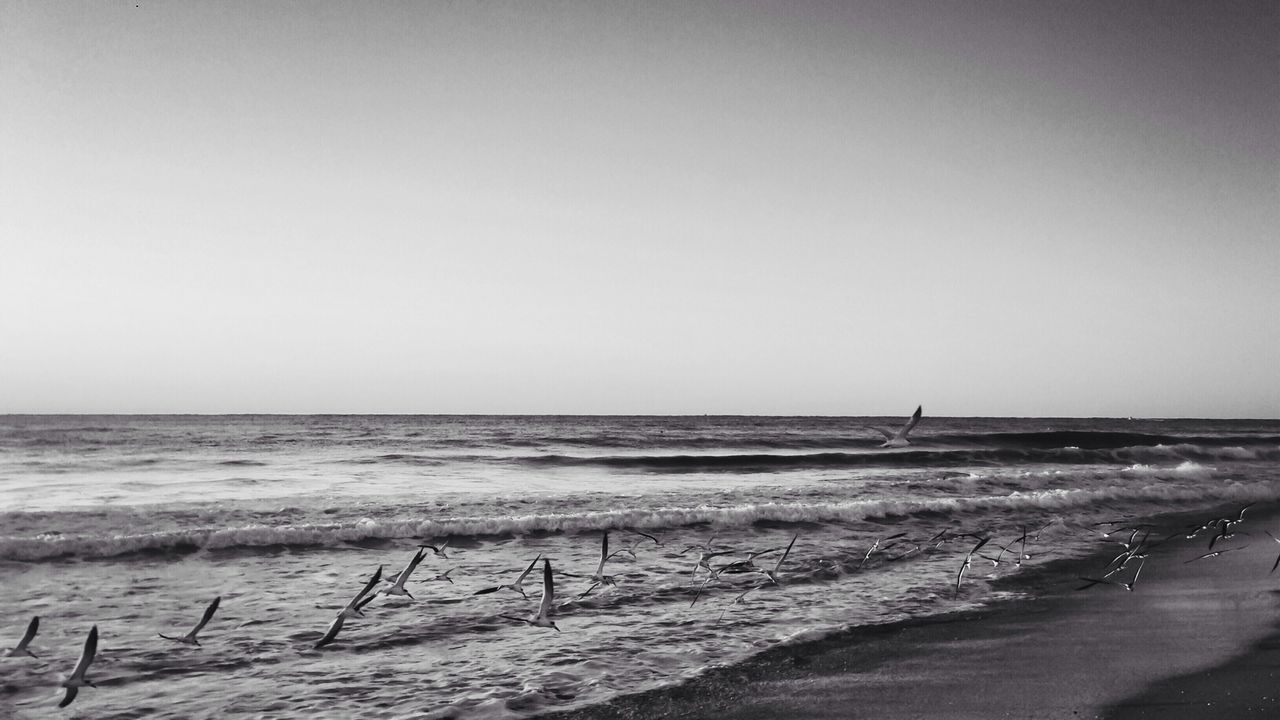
[2,415,1278,718]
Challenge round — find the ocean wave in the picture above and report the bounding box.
[4,480,1275,562]
[504,444,1280,472]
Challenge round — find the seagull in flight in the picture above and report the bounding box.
[1077,558,1145,592]
[417,538,450,559]
[500,558,560,631]
[315,565,383,649]
[5,616,39,658]
[867,405,923,448]
[159,596,221,646]
[569,532,619,598]
[58,625,98,708]
[474,554,542,598]
[381,548,427,599]
[954,536,990,599]
[859,532,907,570]
[759,534,799,586]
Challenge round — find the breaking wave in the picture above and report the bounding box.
[4,479,1275,562]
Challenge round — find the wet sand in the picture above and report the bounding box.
[540,503,1280,720]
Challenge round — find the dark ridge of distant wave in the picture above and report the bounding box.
[339,453,448,466]
[512,444,1280,473]
[218,459,269,467]
[3,479,1275,562]
[924,431,1280,450]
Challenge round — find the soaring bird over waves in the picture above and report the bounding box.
[500,558,560,631]
[59,625,98,707]
[314,565,383,649]
[380,548,427,599]
[474,554,542,599]
[867,405,923,448]
[5,616,39,658]
[159,596,221,646]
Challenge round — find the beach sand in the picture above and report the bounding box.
[540,503,1280,720]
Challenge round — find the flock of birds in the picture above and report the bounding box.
[3,407,1268,712]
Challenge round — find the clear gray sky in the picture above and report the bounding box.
[2,1,1276,417]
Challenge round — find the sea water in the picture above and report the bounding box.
[2,415,1278,718]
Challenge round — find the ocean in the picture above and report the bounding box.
[2,414,1278,719]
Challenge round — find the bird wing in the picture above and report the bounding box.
[472,586,503,596]
[895,405,923,441]
[58,687,79,708]
[772,534,799,574]
[192,596,221,635]
[594,533,609,575]
[16,616,38,650]
[538,559,555,618]
[514,554,542,584]
[629,530,662,546]
[341,566,384,614]
[314,615,345,649]
[356,566,384,600]
[1130,558,1145,584]
[393,549,426,586]
[70,626,97,680]
[866,425,896,441]
[966,537,991,560]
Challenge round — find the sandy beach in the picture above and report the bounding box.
[540,502,1280,720]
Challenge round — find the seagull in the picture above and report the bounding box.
[590,532,617,587]
[381,548,427,599]
[867,405,923,448]
[759,534,799,586]
[5,616,39,658]
[1000,525,1030,566]
[613,530,664,560]
[689,549,736,583]
[717,584,764,624]
[499,559,559,631]
[418,538,450,559]
[58,625,97,708]
[315,565,383,649]
[569,532,620,598]
[954,537,990,599]
[1185,548,1243,564]
[473,554,542,599]
[427,568,456,584]
[859,532,907,570]
[1078,558,1145,592]
[1220,503,1255,529]
[1208,526,1247,551]
[159,596,221,646]
[678,534,721,556]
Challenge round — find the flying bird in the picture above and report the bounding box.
[954,537,990,599]
[5,616,39,658]
[315,565,383,649]
[58,625,98,708]
[859,532,907,570]
[867,405,923,448]
[759,534,799,586]
[159,596,221,646]
[381,548,427,599]
[418,538,451,559]
[474,554,542,599]
[499,559,559,631]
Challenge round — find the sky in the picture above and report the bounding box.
[1,0,1276,417]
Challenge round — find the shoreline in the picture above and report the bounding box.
[538,501,1280,720]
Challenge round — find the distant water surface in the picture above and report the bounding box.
[2,415,1278,718]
